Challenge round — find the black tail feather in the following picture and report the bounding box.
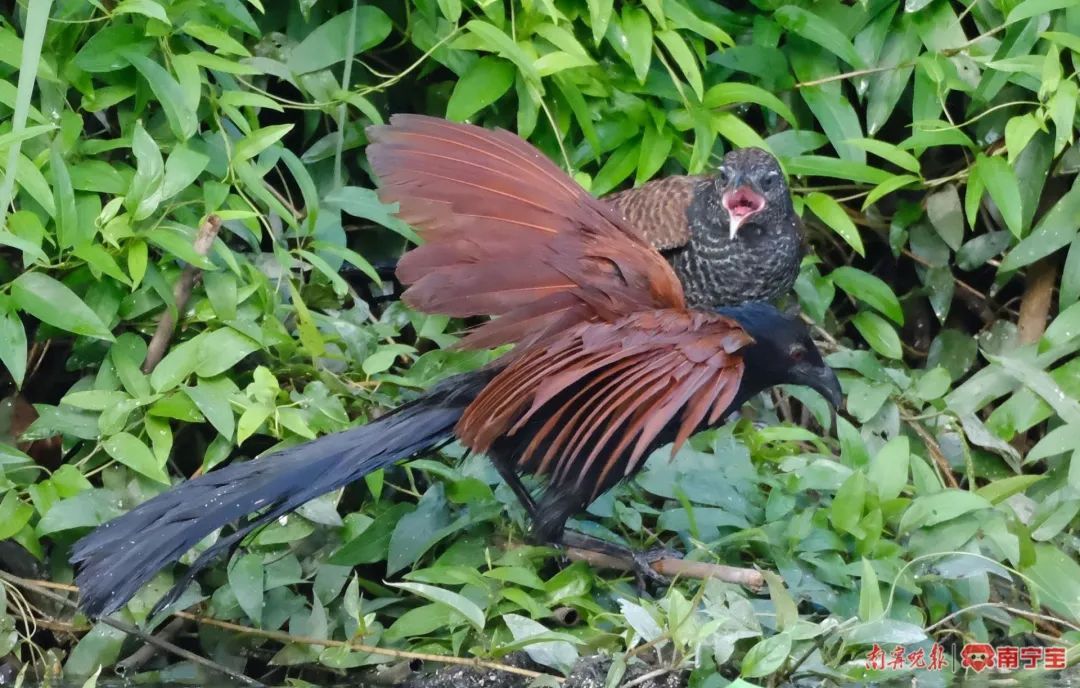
[71,372,487,618]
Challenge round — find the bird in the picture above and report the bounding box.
[344,141,804,311]
[70,115,841,619]
[604,147,804,309]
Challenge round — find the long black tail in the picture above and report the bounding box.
[71,371,487,618]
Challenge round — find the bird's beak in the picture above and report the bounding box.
[722,186,766,240]
[811,365,844,410]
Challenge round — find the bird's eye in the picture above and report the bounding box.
[761,172,780,191]
[717,167,730,187]
[789,345,805,362]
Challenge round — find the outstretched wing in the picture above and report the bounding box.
[366,115,685,350]
[457,309,752,502]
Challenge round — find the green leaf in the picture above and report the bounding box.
[655,30,703,100]
[899,490,992,533]
[1006,0,1079,25]
[161,144,209,200]
[287,6,393,74]
[446,57,515,122]
[999,184,1080,272]
[830,267,904,324]
[805,193,864,256]
[49,143,78,249]
[858,558,883,621]
[126,120,164,221]
[845,138,921,174]
[388,581,486,633]
[975,154,1024,237]
[228,552,265,624]
[184,383,235,440]
[0,304,26,388]
[775,6,863,68]
[103,432,169,484]
[11,273,114,341]
[587,0,614,45]
[619,7,653,83]
[113,0,169,24]
[830,471,866,535]
[123,53,197,141]
[233,124,293,162]
[976,474,1045,504]
[741,632,792,678]
[852,311,902,359]
[502,614,579,674]
[462,21,542,90]
[867,436,909,501]
[703,82,796,126]
[925,184,965,250]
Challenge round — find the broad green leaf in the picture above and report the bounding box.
[103,432,169,484]
[0,303,26,388]
[830,471,866,535]
[704,83,796,126]
[741,632,792,678]
[161,145,209,200]
[974,156,1023,237]
[925,184,965,250]
[775,6,863,68]
[388,581,485,632]
[999,184,1080,272]
[11,273,114,341]
[1006,0,1079,25]
[233,124,293,162]
[502,614,578,674]
[49,143,78,249]
[123,53,197,141]
[446,56,515,122]
[113,0,169,23]
[228,552,265,624]
[845,138,920,174]
[899,490,992,532]
[619,7,653,83]
[805,193,864,256]
[655,30,703,100]
[830,267,904,324]
[868,436,909,501]
[852,311,902,359]
[73,23,153,72]
[126,120,164,221]
[287,6,393,74]
[858,558,883,621]
[587,0,614,45]
[463,21,542,90]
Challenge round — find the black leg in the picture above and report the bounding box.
[490,459,540,515]
[557,530,683,590]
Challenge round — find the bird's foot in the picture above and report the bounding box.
[629,546,684,593]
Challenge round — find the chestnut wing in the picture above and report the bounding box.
[457,309,753,502]
[366,115,686,350]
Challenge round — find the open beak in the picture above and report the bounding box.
[722,186,765,240]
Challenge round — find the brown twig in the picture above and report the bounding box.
[171,611,558,682]
[142,215,222,373]
[0,572,265,688]
[563,548,767,591]
[1017,258,1058,345]
[115,617,187,675]
[901,415,961,489]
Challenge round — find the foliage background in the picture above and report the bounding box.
[0,0,1078,685]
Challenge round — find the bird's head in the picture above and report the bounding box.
[719,303,843,410]
[714,148,791,241]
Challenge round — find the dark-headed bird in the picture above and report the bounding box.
[71,115,840,619]
[605,147,804,308]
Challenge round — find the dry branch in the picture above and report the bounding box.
[142,214,222,373]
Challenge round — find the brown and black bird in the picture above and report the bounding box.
[351,144,804,310]
[604,148,804,308]
[71,116,840,619]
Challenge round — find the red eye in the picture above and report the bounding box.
[790,347,805,362]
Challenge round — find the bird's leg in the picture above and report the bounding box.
[557,530,681,590]
[490,459,539,514]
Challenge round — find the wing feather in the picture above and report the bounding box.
[457,310,753,502]
[366,115,685,349]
